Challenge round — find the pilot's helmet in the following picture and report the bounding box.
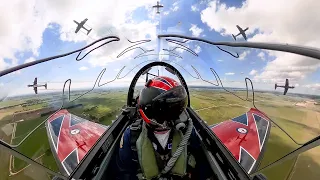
[138,76,187,129]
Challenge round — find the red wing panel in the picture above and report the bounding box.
[46,109,107,175]
[211,108,271,173]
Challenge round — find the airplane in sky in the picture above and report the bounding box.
[232,25,249,41]
[27,77,47,94]
[275,78,295,95]
[73,18,92,35]
[152,1,164,14]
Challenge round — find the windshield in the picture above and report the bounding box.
[1,0,320,179]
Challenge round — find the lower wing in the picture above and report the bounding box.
[284,88,289,95]
[241,32,247,40]
[33,87,37,94]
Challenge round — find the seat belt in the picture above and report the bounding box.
[130,119,143,162]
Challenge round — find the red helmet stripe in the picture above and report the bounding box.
[155,77,173,87]
[139,108,151,124]
[151,80,171,91]
[160,76,179,87]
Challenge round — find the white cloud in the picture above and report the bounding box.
[194,45,202,54]
[200,0,320,82]
[191,5,199,12]
[253,53,320,83]
[172,6,179,12]
[0,0,157,72]
[171,2,179,12]
[258,52,265,61]
[24,57,35,64]
[189,24,204,37]
[217,59,223,62]
[163,11,170,16]
[239,50,250,60]
[225,72,235,75]
[303,83,320,90]
[0,59,10,71]
[249,69,258,76]
[79,66,88,71]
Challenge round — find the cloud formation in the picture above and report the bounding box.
[249,69,258,76]
[200,0,320,83]
[239,50,250,60]
[24,57,35,64]
[194,45,202,54]
[191,5,199,12]
[258,52,265,61]
[171,1,179,12]
[0,0,157,71]
[189,24,203,37]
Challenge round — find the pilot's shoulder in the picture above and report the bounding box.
[123,127,131,140]
[120,128,131,149]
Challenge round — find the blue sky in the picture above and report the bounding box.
[0,0,320,97]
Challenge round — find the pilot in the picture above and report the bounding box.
[115,76,211,180]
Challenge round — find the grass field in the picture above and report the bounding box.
[0,88,319,179]
[189,89,320,180]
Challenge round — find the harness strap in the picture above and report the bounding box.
[130,119,143,151]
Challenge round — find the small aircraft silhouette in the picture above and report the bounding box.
[27,77,47,94]
[232,25,249,41]
[73,18,92,35]
[152,1,164,14]
[275,78,295,95]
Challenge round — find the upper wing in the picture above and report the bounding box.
[284,87,289,95]
[81,18,88,24]
[75,27,81,33]
[45,109,108,175]
[236,25,243,31]
[241,32,247,40]
[210,108,271,174]
[33,77,37,85]
[33,87,37,94]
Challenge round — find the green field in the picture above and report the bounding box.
[1,88,320,179]
[189,89,320,180]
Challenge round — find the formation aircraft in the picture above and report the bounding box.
[27,77,47,94]
[73,18,92,35]
[1,9,320,178]
[232,25,249,41]
[275,78,295,95]
[152,1,164,14]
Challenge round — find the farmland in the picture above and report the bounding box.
[0,88,319,179]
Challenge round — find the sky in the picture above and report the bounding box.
[0,0,320,97]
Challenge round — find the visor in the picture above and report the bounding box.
[146,86,187,123]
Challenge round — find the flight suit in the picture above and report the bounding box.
[114,126,212,180]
